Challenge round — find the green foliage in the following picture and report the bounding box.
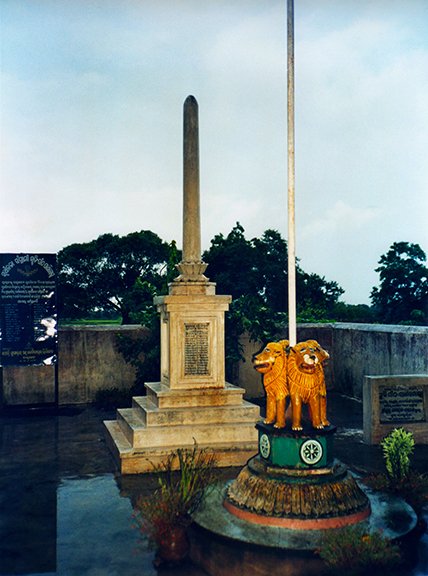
[363,428,428,513]
[371,242,428,325]
[297,271,344,318]
[251,229,289,311]
[61,317,122,325]
[203,223,344,380]
[332,302,377,323]
[381,428,415,483]
[318,524,401,575]
[202,223,260,300]
[57,231,174,324]
[203,223,344,316]
[115,306,160,391]
[225,295,279,380]
[135,444,218,542]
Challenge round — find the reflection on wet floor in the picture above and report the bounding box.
[58,475,148,576]
[0,394,427,576]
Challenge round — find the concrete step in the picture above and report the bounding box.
[116,407,258,449]
[145,381,246,409]
[117,408,144,444]
[116,441,258,474]
[104,419,132,469]
[132,396,260,427]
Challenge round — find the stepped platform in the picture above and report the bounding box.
[104,381,260,474]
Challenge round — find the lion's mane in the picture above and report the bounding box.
[287,350,325,404]
[262,350,288,400]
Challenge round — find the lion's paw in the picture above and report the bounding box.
[292,425,303,431]
[273,423,285,429]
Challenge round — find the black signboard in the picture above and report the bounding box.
[0,254,57,366]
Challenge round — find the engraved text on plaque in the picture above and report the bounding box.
[184,323,209,376]
[380,386,425,423]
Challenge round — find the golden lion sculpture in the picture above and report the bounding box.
[305,339,330,427]
[253,340,289,428]
[253,339,330,431]
[287,340,330,431]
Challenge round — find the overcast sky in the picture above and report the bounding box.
[1,0,427,304]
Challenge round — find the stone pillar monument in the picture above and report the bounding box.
[176,95,207,282]
[156,96,229,391]
[105,96,259,474]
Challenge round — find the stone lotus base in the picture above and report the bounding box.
[225,456,370,530]
[192,479,417,554]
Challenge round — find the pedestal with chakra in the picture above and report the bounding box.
[225,420,370,529]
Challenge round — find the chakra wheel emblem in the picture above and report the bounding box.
[259,434,271,459]
[300,439,323,465]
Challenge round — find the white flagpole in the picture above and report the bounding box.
[287,0,297,346]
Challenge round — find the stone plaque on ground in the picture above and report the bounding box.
[363,375,428,444]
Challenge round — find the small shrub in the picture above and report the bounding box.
[363,428,428,513]
[135,443,219,544]
[318,524,401,575]
[381,428,414,484]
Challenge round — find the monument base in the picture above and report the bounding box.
[225,454,370,529]
[104,381,259,474]
[221,424,371,530]
[191,479,417,573]
[256,421,336,468]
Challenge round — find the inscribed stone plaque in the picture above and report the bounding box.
[184,323,209,376]
[380,385,425,423]
[0,253,57,366]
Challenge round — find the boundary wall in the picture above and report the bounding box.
[238,323,428,399]
[1,325,144,406]
[1,323,427,405]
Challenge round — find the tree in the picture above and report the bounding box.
[203,223,343,317]
[297,272,344,320]
[370,242,428,324]
[203,223,344,378]
[252,229,289,311]
[58,231,175,323]
[202,223,260,299]
[332,302,376,324]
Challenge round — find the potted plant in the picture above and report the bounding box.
[135,443,218,567]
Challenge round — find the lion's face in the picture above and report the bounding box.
[305,340,330,364]
[290,340,329,374]
[253,342,286,374]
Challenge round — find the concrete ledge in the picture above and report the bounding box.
[145,381,246,408]
[363,374,428,444]
[132,396,260,426]
[104,418,258,474]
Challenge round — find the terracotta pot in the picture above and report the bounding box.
[155,525,190,566]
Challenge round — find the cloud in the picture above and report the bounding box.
[1,0,427,306]
[300,201,378,240]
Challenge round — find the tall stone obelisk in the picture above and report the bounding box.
[160,95,226,383]
[104,96,259,473]
[175,95,208,282]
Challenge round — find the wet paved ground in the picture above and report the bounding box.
[0,393,427,576]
